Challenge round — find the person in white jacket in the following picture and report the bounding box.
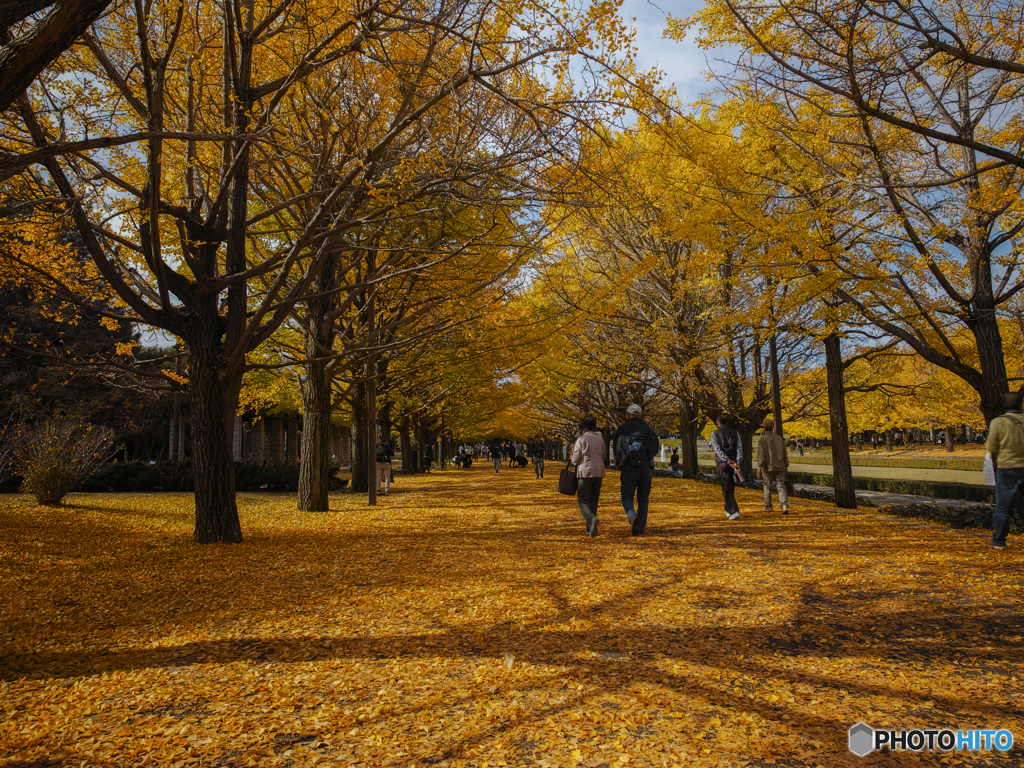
[571,415,606,538]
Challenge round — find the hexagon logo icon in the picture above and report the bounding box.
[848,722,874,756]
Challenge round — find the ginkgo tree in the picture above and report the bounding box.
[677,0,1024,425]
[1,0,650,542]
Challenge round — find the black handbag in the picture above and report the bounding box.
[558,459,578,496]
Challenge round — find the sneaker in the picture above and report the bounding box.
[631,516,642,536]
[781,507,789,515]
[987,539,1007,550]
[762,506,773,514]
[587,518,598,538]
[728,512,740,521]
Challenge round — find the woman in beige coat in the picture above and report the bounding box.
[570,414,606,537]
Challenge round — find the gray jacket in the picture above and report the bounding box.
[571,431,606,478]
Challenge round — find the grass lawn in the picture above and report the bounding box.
[1,468,1021,767]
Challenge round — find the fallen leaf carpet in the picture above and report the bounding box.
[1,464,1022,767]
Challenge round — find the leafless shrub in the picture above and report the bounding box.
[16,420,118,505]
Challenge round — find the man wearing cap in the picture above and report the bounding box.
[756,418,790,514]
[613,404,660,535]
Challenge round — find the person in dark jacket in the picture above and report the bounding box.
[529,436,545,479]
[613,403,660,535]
[711,414,743,520]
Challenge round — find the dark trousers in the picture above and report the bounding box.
[577,477,603,530]
[620,464,652,531]
[993,467,1024,545]
[716,460,739,516]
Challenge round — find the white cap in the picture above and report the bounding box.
[626,404,642,415]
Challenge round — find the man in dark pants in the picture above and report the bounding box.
[711,414,743,520]
[613,404,660,536]
[986,391,1024,549]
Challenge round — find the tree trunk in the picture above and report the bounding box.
[399,414,413,474]
[350,380,368,492]
[677,397,700,478]
[366,356,377,506]
[855,432,862,452]
[297,247,337,511]
[945,425,955,453]
[186,338,244,543]
[970,296,1010,424]
[768,334,784,438]
[824,333,856,509]
[298,348,331,511]
[885,429,893,452]
[738,427,755,481]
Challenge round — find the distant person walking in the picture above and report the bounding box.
[669,448,679,473]
[613,404,660,536]
[515,441,526,467]
[491,440,502,473]
[530,437,545,479]
[376,438,395,495]
[756,418,789,515]
[711,414,743,520]
[571,415,605,537]
[985,391,1024,550]
[422,444,433,473]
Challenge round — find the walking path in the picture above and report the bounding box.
[698,458,985,485]
[1,467,1021,768]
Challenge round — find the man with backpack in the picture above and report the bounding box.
[614,404,660,536]
[375,438,395,495]
[986,391,1024,550]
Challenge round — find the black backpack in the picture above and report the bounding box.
[620,433,647,467]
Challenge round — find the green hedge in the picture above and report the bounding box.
[783,470,993,504]
[697,452,983,471]
[71,461,348,493]
[787,455,983,471]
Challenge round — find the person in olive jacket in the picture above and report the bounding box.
[570,415,606,538]
[986,391,1024,549]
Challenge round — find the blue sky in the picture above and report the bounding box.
[620,0,729,103]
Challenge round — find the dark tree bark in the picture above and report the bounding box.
[677,396,700,478]
[350,380,368,492]
[885,429,893,453]
[399,414,413,474]
[945,426,955,453]
[0,0,112,114]
[297,246,337,511]
[825,333,856,509]
[738,427,755,481]
[768,333,784,438]
[297,345,331,511]
[185,332,243,544]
